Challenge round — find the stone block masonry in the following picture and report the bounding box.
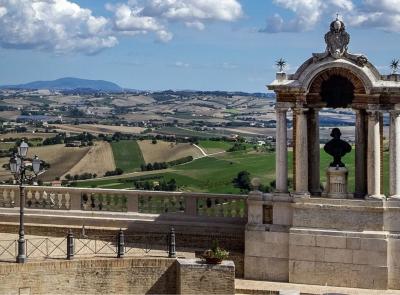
[177,259,235,294]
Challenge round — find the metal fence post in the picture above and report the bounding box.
[117,229,125,258]
[168,227,176,258]
[67,229,74,260]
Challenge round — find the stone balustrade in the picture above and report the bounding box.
[0,185,247,219]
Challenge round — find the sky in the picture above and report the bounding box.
[0,0,400,92]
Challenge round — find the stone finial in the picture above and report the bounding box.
[250,177,261,191]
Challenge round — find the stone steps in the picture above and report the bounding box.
[235,279,400,295]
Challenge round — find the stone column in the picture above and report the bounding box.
[294,108,309,196]
[367,110,383,198]
[308,108,321,196]
[390,111,400,198]
[275,107,288,193]
[354,109,367,198]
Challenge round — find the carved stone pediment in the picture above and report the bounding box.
[312,18,368,67]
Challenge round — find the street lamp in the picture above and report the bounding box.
[9,140,42,263]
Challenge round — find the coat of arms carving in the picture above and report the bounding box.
[313,17,368,67]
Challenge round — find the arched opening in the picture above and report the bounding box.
[320,75,354,108]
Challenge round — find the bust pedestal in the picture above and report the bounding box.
[322,167,352,199]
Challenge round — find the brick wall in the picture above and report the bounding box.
[0,257,236,294]
[0,258,177,295]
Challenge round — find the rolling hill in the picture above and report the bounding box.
[1,77,123,92]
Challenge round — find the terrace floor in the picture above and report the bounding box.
[236,279,400,295]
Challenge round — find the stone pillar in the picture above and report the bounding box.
[367,110,383,198]
[275,107,288,193]
[390,111,400,198]
[294,108,309,196]
[355,109,367,198]
[308,108,321,196]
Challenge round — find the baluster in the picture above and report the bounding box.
[121,195,127,212]
[239,199,245,217]
[208,199,215,217]
[1,190,7,207]
[65,193,71,209]
[162,196,168,213]
[228,200,235,217]
[26,190,33,208]
[81,193,89,210]
[97,194,104,211]
[112,195,119,211]
[9,190,15,207]
[42,191,48,208]
[105,194,112,211]
[216,198,224,217]
[197,198,204,216]
[49,192,56,208]
[89,194,96,210]
[147,196,152,213]
[0,189,4,207]
[57,193,63,209]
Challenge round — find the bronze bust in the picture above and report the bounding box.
[324,128,352,167]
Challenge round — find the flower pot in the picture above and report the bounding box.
[205,257,223,264]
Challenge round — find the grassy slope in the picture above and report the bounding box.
[198,140,233,154]
[111,140,145,173]
[76,148,390,195]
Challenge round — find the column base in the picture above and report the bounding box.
[310,190,322,197]
[388,195,400,200]
[291,192,310,198]
[365,194,386,200]
[16,256,27,263]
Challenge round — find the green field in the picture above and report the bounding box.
[77,147,390,195]
[111,140,145,173]
[198,140,233,153]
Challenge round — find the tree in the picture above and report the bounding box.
[232,170,251,192]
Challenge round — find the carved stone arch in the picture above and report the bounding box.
[306,67,367,107]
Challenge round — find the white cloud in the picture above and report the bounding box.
[0,0,117,54]
[117,0,243,33]
[262,0,400,33]
[174,61,190,68]
[0,0,242,54]
[347,1,400,32]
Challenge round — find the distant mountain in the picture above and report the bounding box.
[1,77,123,92]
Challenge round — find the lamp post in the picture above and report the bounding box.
[9,140,42,263]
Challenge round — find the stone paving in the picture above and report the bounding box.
[0,232,195,262]
[236,279,400,295]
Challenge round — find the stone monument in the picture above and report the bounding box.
[245,17,400,290]
[323,128,352,198]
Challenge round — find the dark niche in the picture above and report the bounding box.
[320,75,354,108]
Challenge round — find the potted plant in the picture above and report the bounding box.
[202,240,229,264]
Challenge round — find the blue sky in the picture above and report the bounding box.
[0,0,399,92]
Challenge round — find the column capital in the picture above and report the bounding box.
[389,110,400,117]
[293,108,309,115]
[366,109,381,120]
[275,107,289,113]
[275,102,293,109]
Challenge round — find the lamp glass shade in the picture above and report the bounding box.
[18,141,29,157]
[16,157,21,173]
[32,155,40,174]
[9,157,17,174]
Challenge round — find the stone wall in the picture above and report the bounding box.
[177,259,235,294]
[244,194,400,290]
[0,258,236,295]
[289,229,388,289]
[0,258,177,295]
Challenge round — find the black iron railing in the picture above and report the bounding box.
[0,228,176,262]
